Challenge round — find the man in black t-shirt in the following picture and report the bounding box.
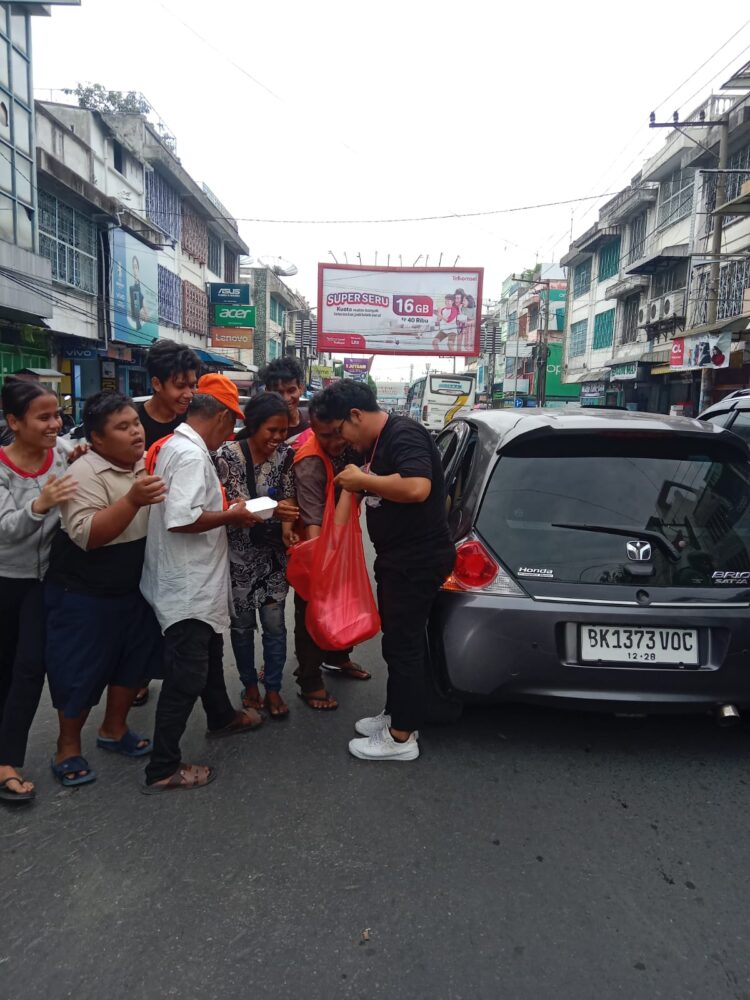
[259,357,311,444]
[316,380,455,761]
[136,340,200,449]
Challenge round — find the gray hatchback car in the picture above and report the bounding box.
[427,408,750,716]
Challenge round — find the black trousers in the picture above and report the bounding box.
[145,619,236,784]
[0,577,46,767]
[293,593,353,694]
[376,549,456,733]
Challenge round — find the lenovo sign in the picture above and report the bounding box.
[213,305,256,328]
[207,283,250,306]
[211,327,254,349]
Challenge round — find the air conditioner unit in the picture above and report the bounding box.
[637,301,650,326]
[647,297,664,324]
[661,290,685,321]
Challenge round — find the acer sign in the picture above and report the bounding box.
[213,305,256,328]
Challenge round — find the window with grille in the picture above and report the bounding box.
[224,247,238,283]
[145,171,182,243]
[658,168,694,228]
[182,280,208,336]
[207,232,221,276]
[569,319,587,357]
[38,190,97,293]
[621,294,640,344]
[598,238,621,282]
[573,259,591,298]
[628,213,647,264]
[181,202,208,263]
[270,297,278,323]
[158,265,181,327]
[592,308,616,350]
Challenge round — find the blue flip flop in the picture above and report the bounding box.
[96,729,152,758]
[50,755,97,787]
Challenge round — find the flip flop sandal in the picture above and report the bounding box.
[0,776,35,803]
[322,661,372,681]
[50,755,97,788]
[96,729,152,758]
[206,709,263,739]
[241,688,264,712]
[141,764,217,795]
[132,686,150,707]
[297,690,339,711]
[264,694,290,720]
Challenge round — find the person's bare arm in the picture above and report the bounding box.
[334,464,430,503]
[87,476,167,549]
[170,499,261,534]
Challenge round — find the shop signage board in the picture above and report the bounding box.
[343,357,371,381]
[210,328,253,349]
[580,381,608,397]
[318,264,483,356]
[208,283,251,306]
[62,345,98,361]
[545,344,580,397]
[213,305,256,328]
[609,362,638,381]
[670,330,731,371]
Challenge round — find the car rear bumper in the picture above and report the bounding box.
[428,591,750,712]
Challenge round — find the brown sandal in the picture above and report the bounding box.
[264,692,290,720]
[141,763,216,795]
[241,686,264,712]
[297,689,338,711]
[206,708,263,739]
[322,660,371,681]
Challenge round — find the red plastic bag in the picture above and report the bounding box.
[305,483,380,650]
[286,537,317,602]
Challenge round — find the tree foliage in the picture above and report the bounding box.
[70,84,151,115]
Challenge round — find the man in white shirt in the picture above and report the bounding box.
[141,375,263,794]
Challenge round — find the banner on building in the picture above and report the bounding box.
[210,328,254,349]
[669,330,731,371]
[310,364,334,390]
[343,357,371,381]
[318,264,483,356]
[208,283,250,306]
[213,305,256,328]
[110,229,159,346]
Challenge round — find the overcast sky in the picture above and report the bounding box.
[33,1,750,381]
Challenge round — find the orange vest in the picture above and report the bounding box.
[293,432,335,484]
[145,432,229,510]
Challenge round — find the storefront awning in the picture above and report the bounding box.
[194,349,249,372]
[565,368,611,384]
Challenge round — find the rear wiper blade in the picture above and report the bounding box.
[551,522,680,562]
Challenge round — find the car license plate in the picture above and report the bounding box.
[580,626,699,666]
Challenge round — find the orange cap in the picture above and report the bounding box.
[197,373,245,420]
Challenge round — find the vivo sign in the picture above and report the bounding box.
[207,283,250,306]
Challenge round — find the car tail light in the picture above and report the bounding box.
[422,404,428,421]
[442,535,525,596]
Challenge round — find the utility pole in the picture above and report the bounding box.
[700,119,730,411]
[536,286,550,407]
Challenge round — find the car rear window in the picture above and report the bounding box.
[476,433,750,588]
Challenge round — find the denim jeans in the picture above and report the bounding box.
[230,601,287,693]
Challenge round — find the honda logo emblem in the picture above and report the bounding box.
[627,540,652,562]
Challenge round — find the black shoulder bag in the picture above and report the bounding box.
[238,438,284,548]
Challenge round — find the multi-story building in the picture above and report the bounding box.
[561,62,750,414]
[240,263,309,369]
[0,2,79,390]
[32,96,248,415]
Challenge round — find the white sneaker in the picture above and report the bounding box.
[354,711,390,736]
[349,726,420,761]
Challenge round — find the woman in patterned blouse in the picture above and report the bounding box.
[214,393,299,719]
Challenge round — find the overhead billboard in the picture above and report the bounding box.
[318,264,483,356]
[111,229,159,346]
[670,330,731,371]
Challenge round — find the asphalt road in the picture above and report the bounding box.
[3,555,750,999]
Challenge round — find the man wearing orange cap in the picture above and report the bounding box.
[141,374,263,794]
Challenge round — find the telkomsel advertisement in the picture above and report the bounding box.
[110,229,159,346]
[318,265,483,356]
